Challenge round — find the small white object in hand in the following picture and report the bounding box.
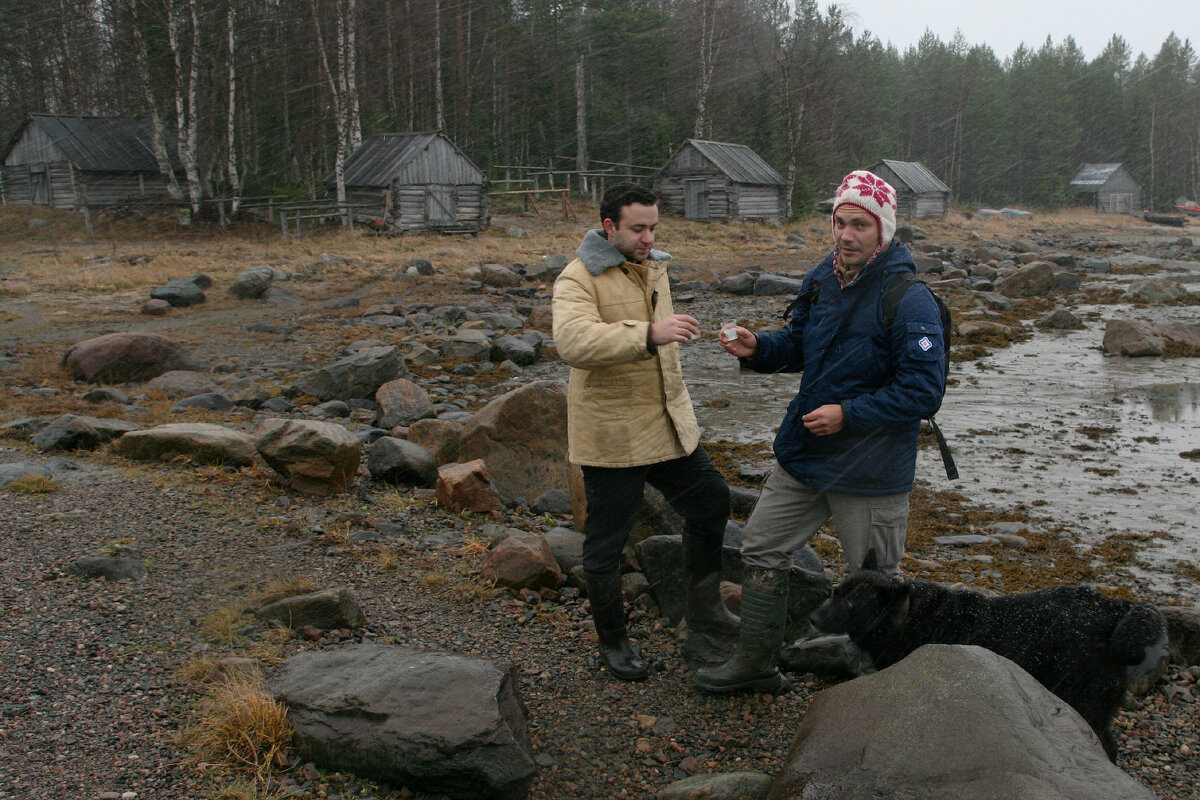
[721,321,738,342]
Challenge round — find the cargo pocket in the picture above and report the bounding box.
[867,496,910,574]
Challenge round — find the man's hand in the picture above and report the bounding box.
[649,314,700,346]
[718,325,757,358]
[802,404,845,436]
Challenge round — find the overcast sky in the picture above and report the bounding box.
[835,0,1194,61]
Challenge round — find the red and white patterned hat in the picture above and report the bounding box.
[832,170,897,264]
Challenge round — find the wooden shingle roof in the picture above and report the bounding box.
[3,114,168,172]
[677,139,785,186]
[874,160,950,193]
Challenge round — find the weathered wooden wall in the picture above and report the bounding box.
[0,163,173,208]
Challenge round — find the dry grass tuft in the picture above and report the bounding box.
[177,676,293,785]
[198,605,249,647]
[4,474,59,494]
[250,575,318,608]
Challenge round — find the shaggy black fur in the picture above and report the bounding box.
[810,557,1168,761]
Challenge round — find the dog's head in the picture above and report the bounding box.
[810,568,911,637]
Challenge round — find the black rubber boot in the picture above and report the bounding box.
[692,567,791,694]
[682,536,741,637]
[584,570,648,682]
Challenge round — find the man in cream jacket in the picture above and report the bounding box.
[553,183,737,681]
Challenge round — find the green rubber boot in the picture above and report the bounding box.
[692,567,791,694]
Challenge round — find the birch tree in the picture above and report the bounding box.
[129,0,182,199]
[225,0,241,213]
[311,0,360,205]
[167,0,203,214]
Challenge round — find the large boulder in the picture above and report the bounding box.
[110,423,257,466]
[266,644,535,800]
[766,644,1153,800]
[293,346,408,402]
[255,419,361,495]
[227,265,276,299]
[1129,278,1185,304]
[150,277,206,307]
[994,261,1054,298]
[374,378,435,428]
[63,332,198,383]
[456,380,568,504]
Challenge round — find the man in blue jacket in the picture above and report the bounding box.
[693,170,946,694]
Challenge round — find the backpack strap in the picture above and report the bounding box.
[781,282,820,321]
[881,271,959,481]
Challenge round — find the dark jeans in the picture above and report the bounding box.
[580,446,730,575]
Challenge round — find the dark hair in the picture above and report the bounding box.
[600,182,657,227]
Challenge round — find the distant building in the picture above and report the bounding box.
[655,139,786,223]
[868,160,951,219]
[326,132,489,234]
[0,114,178,209]
[1070,163,1142,213]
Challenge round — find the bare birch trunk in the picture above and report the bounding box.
[168,0,203,215]
[575,53,588,195]
[405,0,415,129]
[226,2,241,215]
[345,0,361,150]
[693,0,724,140]
[132,0,181,199]
[313,0,347,205]
[434,0,444,131]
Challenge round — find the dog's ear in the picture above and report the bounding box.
[861,549,879,572]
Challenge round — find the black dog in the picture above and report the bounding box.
[810,557,1168,761]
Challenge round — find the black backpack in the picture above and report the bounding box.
[781,272,958,480]
[881,272,957,480]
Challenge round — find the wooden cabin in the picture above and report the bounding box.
[0,114,177,209]
[655,139,786,223]
[868,160,950,219]
[1070,163,1142,213]
[327,132,489,234]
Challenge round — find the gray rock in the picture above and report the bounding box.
[228,265,276,299]
[111,423,257,466]
[150,278,206,307]
[439,330,494,360]
[367,437,438,487]
[145,370,222,399]
[170,393,233,412]
[294,346,408,402]
[995,261,1054,298]
[491,334,540,366]
[31,414,140,452]
[266,644,535,800]
[68,556,147,581]
[753,274,804,296]
[1,417,47,439]
[768,644,1153,800]
[311,400,350,418]
[80,387,130,404]
[716,273,756,295]
[142,298,174,315]
[260,396,296,413]
[481,263,522,287]
[1081,258,1111,274]
[256,587,365,630]
[262,286,304,306]
[0,462,54,487]
[1037,308,1085,330]
[1130,279,1185,304]
[657,772,772,800]
[543,526,585,574]
[374,379,435,428]
[531,488,571,515]
[1102,319,1165,357]
[255,418,361,495]
[408,257,434,275]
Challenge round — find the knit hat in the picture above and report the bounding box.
[832,170,897,267]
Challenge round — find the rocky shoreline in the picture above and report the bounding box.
[2,209,1200,799]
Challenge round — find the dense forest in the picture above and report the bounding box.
[2,0,1198,215]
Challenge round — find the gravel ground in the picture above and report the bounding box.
[2,446,1199,800]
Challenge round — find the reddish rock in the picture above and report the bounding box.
[527,304,554,329]
[1102,319,1166,357]
[457,380,569,504]
[63,332,198,383]
[436,459,502,513]
[375,378,435,428]
[141,298,172,315]
[481,532,562,591]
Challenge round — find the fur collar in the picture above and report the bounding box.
[576,228,671,276]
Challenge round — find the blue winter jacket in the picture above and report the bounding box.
[748,240,945,495]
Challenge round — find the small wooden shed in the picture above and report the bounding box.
[0,114,177,209]
[327,132,489,233]
[655,139,786,223]
[1070,163,1142,213]
[868,160,950,219]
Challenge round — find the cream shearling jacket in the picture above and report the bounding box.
[552,229,700,467]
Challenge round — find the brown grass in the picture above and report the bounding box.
[177,676,293,785]
[250,575,318,608]
[4,473,58,494]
